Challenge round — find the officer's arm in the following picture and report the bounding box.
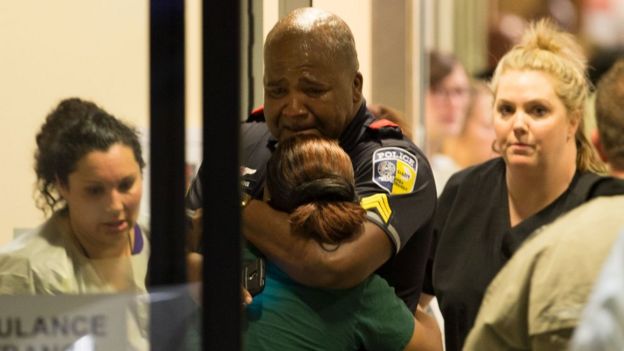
[242,199,392,289]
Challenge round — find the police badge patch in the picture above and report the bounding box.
[372,147,417,194]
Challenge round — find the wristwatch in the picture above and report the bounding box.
[241,192,253,209]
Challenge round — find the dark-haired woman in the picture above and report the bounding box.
[0,97,148,294]
[244,134,441,351]
[0,98,149,349]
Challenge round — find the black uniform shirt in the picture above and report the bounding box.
[423,157,624,351]
[188,103,437,310]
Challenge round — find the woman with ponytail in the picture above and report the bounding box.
[421,19,624,350]
[244,134,442,351]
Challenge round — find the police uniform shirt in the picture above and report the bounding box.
[187,103,437,311]
[423,157,624,351]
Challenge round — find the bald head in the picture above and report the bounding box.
[265,8,359,74]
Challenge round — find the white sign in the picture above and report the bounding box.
[0,294,131,351]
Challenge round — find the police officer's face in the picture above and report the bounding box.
[263,36,363,142]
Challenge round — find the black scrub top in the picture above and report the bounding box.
[423,157,624,351]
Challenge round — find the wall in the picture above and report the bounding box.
[0,1,149,245]
[312,0,373,100]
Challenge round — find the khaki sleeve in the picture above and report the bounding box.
[531,329,574,351]
[0,255,36,294]
[463,247,544,350]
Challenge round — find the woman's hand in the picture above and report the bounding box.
[242,287,252,306]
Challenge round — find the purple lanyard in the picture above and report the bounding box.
[131,224,144,255]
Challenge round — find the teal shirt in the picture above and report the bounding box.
[243,246,414,351]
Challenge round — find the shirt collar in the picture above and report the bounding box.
[339,102,371,153]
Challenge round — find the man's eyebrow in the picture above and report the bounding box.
[265,78,287,86]
[121,174,138,182]
[299,76,325,86]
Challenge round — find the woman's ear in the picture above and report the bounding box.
[352,72,363,104]
[568,111,581,141]
[55,177,68,199]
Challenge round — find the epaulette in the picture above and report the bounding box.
[247,105,266,122]
[366,119,404,139]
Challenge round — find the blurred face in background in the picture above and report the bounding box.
[462,87,496,164]
[426,64,471,142]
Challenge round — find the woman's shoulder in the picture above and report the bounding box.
[578,172,624,197]
[0,218,75,293]
[439,157,505,199]
[0,220,58,259]
[0,216,76,272]
[449,157,504,183]
[359,274,410,308]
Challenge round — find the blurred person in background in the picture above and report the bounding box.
[443,80,497,171]
[368,103,413,141]
[424,51,471,193]
[591,58,624,179]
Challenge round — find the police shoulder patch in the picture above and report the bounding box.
[372,147,418,194]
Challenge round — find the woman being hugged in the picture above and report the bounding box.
[0,98,148,295]
[244,134,441,351]
[422,19,624,351]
